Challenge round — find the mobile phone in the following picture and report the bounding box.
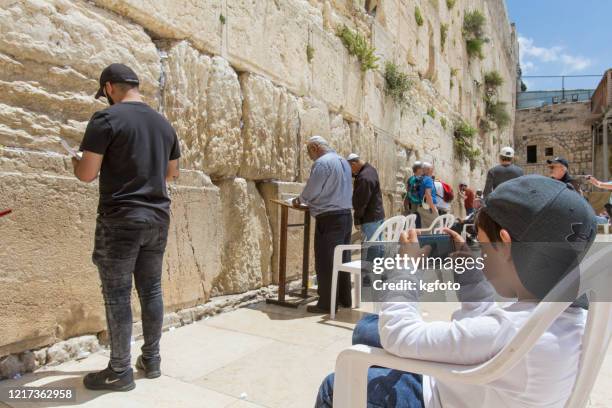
[417,234,455,258]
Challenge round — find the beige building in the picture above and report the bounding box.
[515,70,612,179]
[589,69,612,180]
[514,101,593,177]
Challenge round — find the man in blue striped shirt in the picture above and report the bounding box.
[293,136,353,313]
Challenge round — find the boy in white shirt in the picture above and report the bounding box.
[316,175,597,408]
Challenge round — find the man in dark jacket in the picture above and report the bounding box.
[347,154,385,241]
[483,146,524,198]
[547,157,581,193]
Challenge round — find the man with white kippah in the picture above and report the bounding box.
[293,136,353,313]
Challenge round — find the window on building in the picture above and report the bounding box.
[545,147,554,156]
[527,145,537,163]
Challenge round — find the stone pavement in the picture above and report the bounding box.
[1,299,611,408]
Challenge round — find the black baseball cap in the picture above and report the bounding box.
[546,156,569,169]
[95,63,140,99]
[484,175,596,299]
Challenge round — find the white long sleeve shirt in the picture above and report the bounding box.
[379,301,586,408]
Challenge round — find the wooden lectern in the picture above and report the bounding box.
[267,199,318,307]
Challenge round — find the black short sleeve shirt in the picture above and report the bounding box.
[80,102,181,223]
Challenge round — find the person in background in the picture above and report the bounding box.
[417,162,438,228]
[404,162,423,226]
[72,64,180,391]
[587,175,612,192]
[547,157,581,193]
[293,136,353,314]
[483,146,523,198]
[459,182,476,216]
[474,190,484,211]
[347,153,385,242]
[433,174,452,216]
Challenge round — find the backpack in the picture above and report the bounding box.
[440,181,454,202]
[405,176,423,205]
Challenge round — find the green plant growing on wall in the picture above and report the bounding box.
[479,117,494,132]
[427,107,436,118]
[465,38,485,59]
[336,25,379,72]
[481,69,510,130]
[446,0,456,9]
[440,24,448,51]
[463,10,488,59]
[383,61,412,106]
[219,14,226,24]
[440,117,447,129]
[454,121,481,169]
[306,45,315,63]
[415,7,424,26]
[463,10,486,38]
[485,100,511,129]
[484,70,504,90]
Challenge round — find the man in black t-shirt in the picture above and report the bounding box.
[71,64,180,391]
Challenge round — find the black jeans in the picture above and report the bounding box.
[93,217,169,373]
[314,210,352,310]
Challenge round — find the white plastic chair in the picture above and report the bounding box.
[370,215,407,242]
[403,214,417,231]
[333,244,612,408]
[418,213,456,234]
[329,216,406,319]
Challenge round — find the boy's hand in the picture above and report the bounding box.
[443,227,472,258]
[399,229,431,258]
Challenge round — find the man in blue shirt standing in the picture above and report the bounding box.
[417,162,438,228]
[293,136,353,313]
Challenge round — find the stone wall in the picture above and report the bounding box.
[0,0,518,356]
[514,102,593,177]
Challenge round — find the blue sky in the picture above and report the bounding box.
[506,0,610,91]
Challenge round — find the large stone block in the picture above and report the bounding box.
[94,0,222,55]
[363,71,401,136]
[212,178,273,294]
[0,149,223,356]
[0,0,160,151]
[329,113,353,159]
[164,171,224,311]
[238,73,300,181]
[258,181,315,284]
[161,41,243,178]
[226,0,311,95]
[297,97,331,182]
[0,151,104,356]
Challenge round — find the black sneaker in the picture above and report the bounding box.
[136,355,161,379]
[83,365,135,391]
[306,305,330,314]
